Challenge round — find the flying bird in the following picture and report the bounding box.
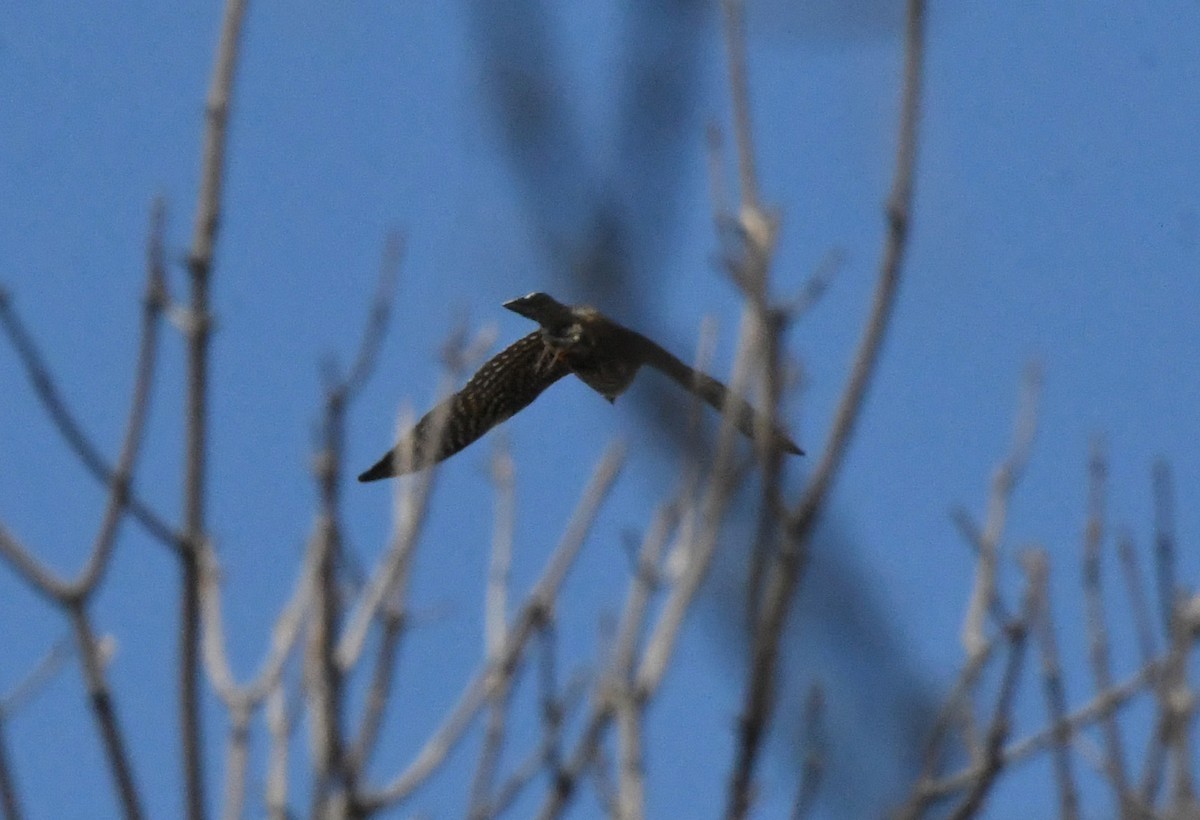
[358,292,802,481]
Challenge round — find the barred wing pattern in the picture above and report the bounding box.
[358,332,570,481]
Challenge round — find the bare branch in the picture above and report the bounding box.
[1025,550,1080,820]
[946,612,1032,819]
[0,637,72,719]
[1118,531,1158,667]
[180,3,250,816]
[338,232,405,400]
[69,199,168,598]
[0,714,21,820]
[467,438,519,819]
[1080,439,1134,809]
[536,502,679,819]
[1152,460,1178,640]
[719,0,760,212]
[922,653,1167,801]
[69,607,143,820]
[265,683,291,820]
[960,363,1041,659]
[356,443,625,812]
[0,291,179,552]
[728,2,928,814]
[789,686,826,820]
[199,537,316,706]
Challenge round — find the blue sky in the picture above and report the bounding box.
[2,1,1198,817]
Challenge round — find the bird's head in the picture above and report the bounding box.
[503,292,571,323]
[504,292,586,348]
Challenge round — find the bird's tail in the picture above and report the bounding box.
[635,331,803,456]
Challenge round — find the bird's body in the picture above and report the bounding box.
[358,292,802,481]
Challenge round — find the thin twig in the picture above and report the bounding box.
[486,674,589,819]
[220,703,251,820]
[337,324,493,672]
[946,599,1033,820]
[901,631,1005,816]
[0,203,165,605]
[356,444,625,813]
[199,537,317,712]
[0,638,73,719]
[720,0,759,212]
[922,653,1167,800]
[950,506,1015,626]
[1141,461,1182,807]
[960,364,1042,659]
[69,606,143,820]
[1118,531,1157,667]
[727,3,928,815]
[536,503,679,820]
[69,199,167,599]
[0,291,179,552]
[0,716,22,820]
[789,685,826,820]
[467,439,518,820]
[1080,439,1134,810]
[1152,460,1177,638]
[345,604,406,781]
[180,4,249,817]
[265,682,291,820]
[1025,550,1080,820]
[339,233,404,400]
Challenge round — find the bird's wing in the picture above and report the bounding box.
[627,327,804,456]
[358,332,570,481]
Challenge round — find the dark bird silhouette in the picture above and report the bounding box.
[358,292,802,481]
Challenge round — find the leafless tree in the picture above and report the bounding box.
[2,1,1196,819]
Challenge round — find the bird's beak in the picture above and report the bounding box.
[502,295,534,319]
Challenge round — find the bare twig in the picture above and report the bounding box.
[180,4,249,816]
[199,537,317,711]
[1141,461,1185,807]
[1025,550,1080,820]
[789,685,826,820]
[0,202,168,820]
[1152,460,1177,637]
[1080,439,1134,810]
[727,3,928,815]
[345,603,405,781]
[69,608,143,819]
[71,201,167,598]
[720,0,759,213]
[339,233,404,400]
[487,674,589,819]
[0,292,179,552]
[960,364,1041,660]
[338,323,493,673]
[0,638,72,719]
[356,443,625,812]
[1118,531,1157,667]
[309,298,407,814]
[921,653,1167,800]
[0,715,21,820]
[265,683,291,820]
[0,199,169,603]
[946,605,1032,820]
[906,633,1004,811]
[467,439,518,820]
[220,703,251,820]
[536,502,679,820]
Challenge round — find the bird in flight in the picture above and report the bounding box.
[358,293,802,481]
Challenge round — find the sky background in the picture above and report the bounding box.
[2,1,1199,818]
